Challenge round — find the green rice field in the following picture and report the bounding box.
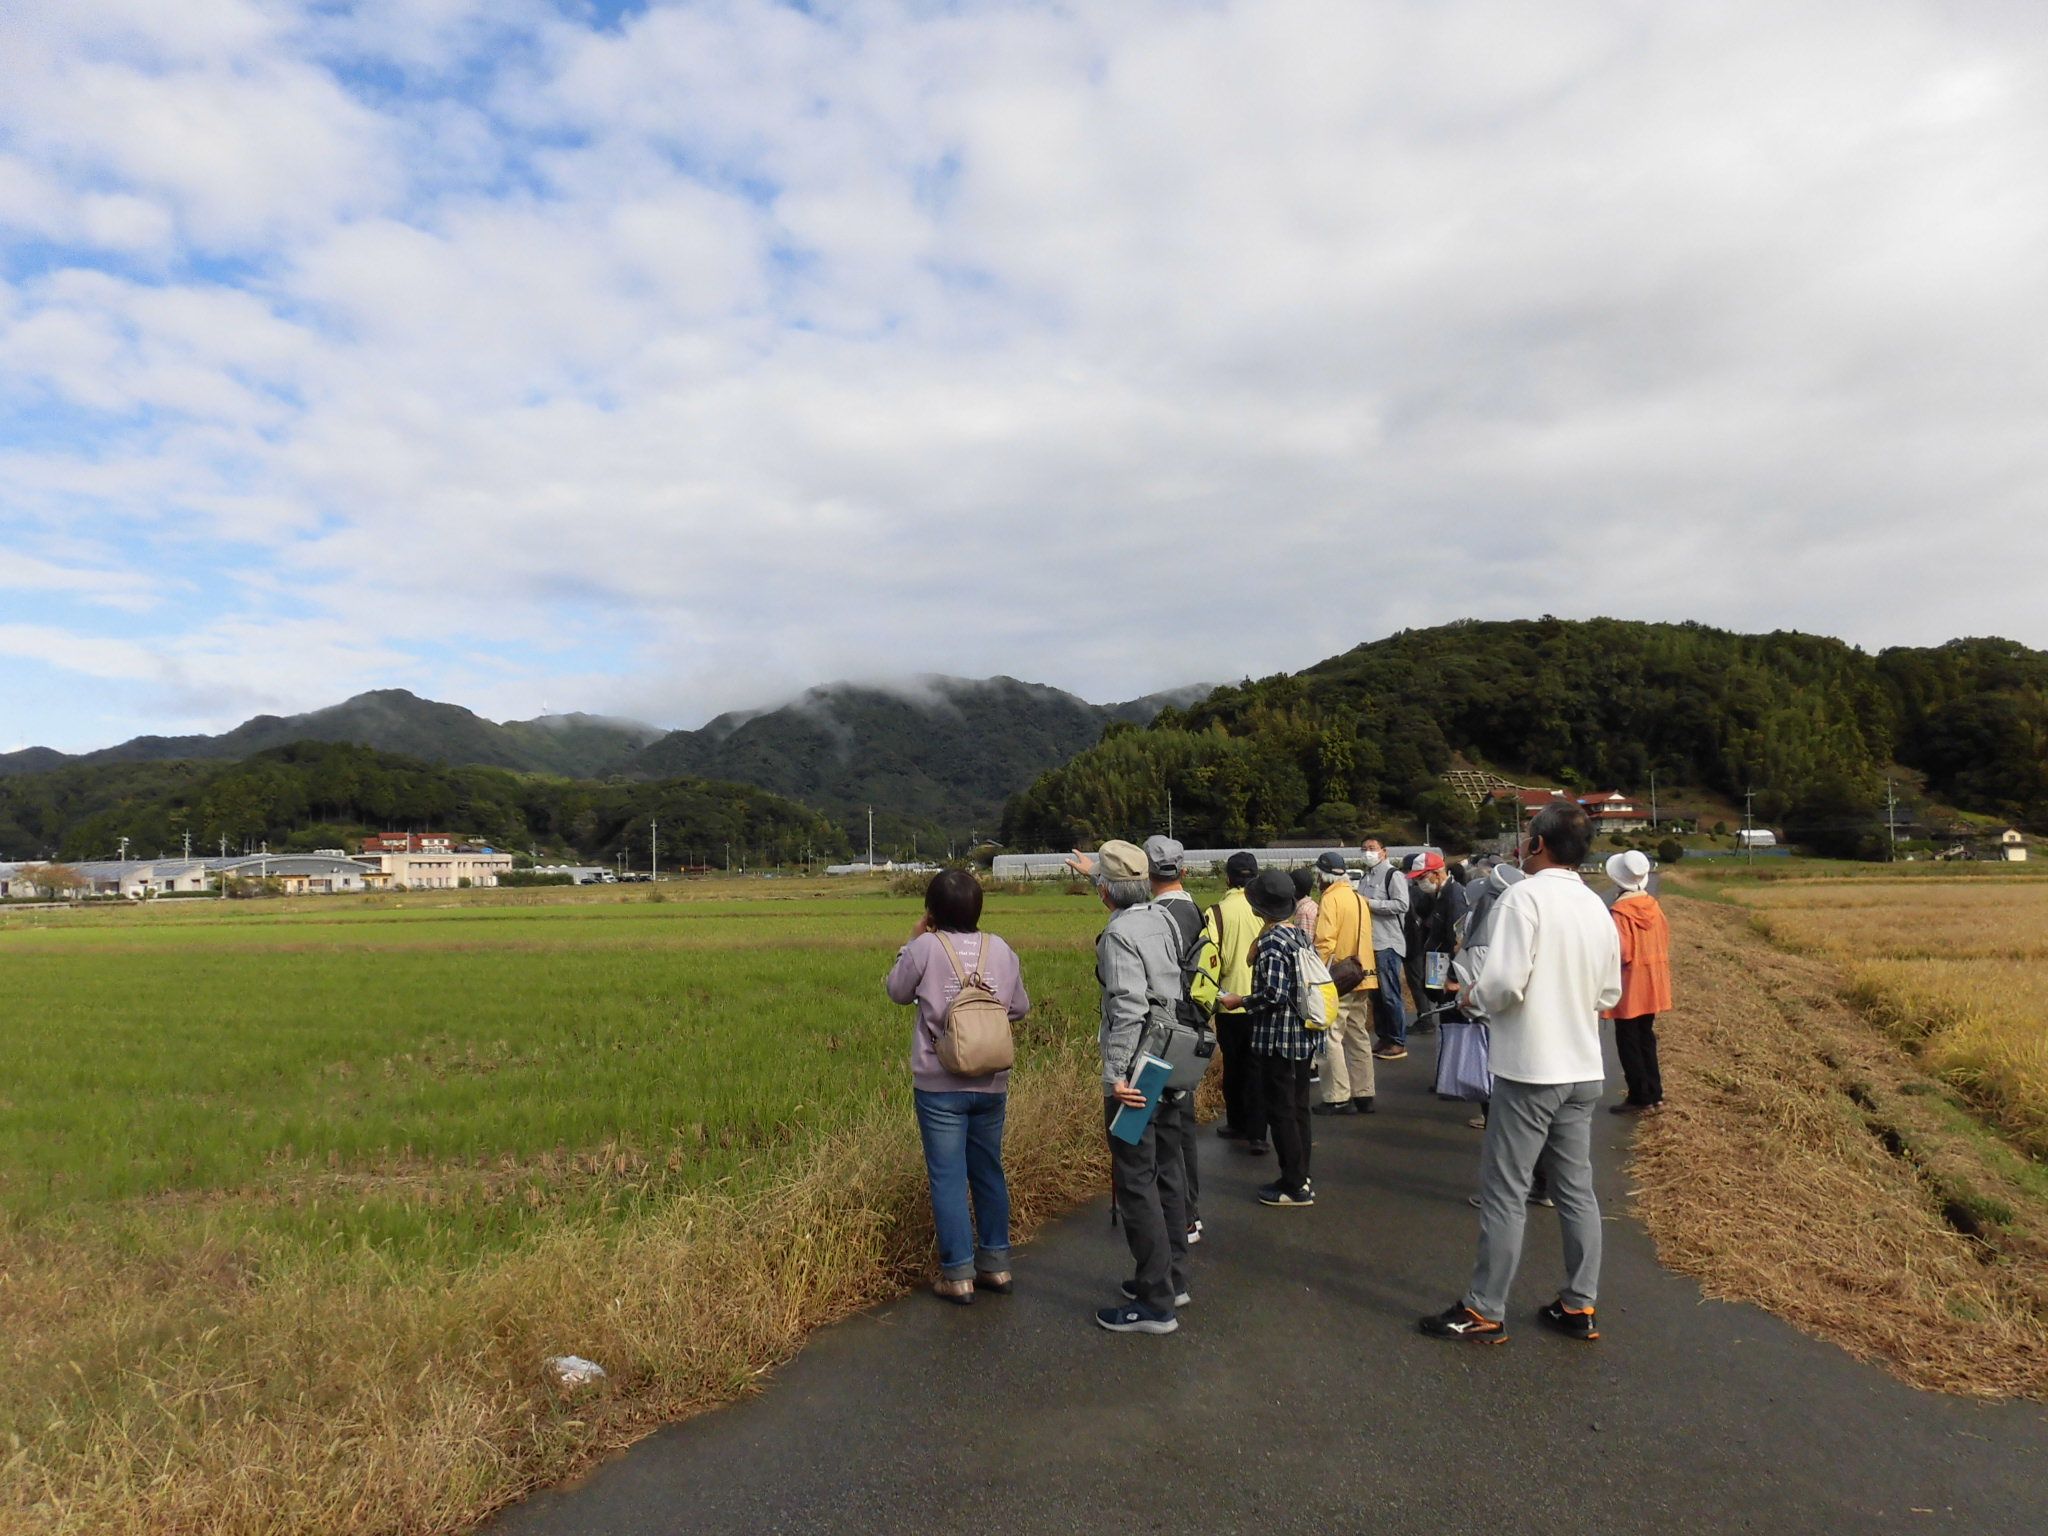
[0,881,1111,1535]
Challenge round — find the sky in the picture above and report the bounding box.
[3,0,2047,753]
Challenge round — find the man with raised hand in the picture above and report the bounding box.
[1420,801,1621,1346]
[1358,837,1411,1060]
[1088,840,1192,1335]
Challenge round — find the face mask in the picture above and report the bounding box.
[1361,850,1383,868]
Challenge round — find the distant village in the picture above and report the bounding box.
[0,832,513,901]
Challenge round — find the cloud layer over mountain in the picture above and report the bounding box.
[4,0,2045,750]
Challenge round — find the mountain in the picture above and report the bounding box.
[1001,619,2048,857]
[623,676,1208,847]
[0,691,663,781]
[0,740,846,865]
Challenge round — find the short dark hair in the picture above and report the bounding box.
[1289,868,1313,900]
[1527,801,1593,869]
[924,869,983,931]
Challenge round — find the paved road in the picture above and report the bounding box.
[492,1042,2047,1536]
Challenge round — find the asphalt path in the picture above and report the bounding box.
[491,1034,2047,1536]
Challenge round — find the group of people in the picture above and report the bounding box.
[884,799,1674,1344]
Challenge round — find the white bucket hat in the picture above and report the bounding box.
[1605,849,1652,891]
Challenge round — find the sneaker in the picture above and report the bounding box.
[1419,1302,1508,1343]
[1373,1044,1409,1061]
[1538,1298,1600,1342]
[1186,1220,1203,1245]
[1215,1124,1247,1141]
[1096,1303,1177,1335]
[1312,1100,1355,1116]
[1258,1183,1315,1207]
[1467,1114,1488,1130]
[1122,1279,1192,1307]
[1233,1139,1270,1156]
[1608,1101,1643,1115]
[1352,1096,1375,1114]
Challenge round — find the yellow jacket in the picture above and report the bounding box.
[1313,879,1378,991]
[1207,887,1263,1014]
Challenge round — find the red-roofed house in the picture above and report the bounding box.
[1576,792,1650,832]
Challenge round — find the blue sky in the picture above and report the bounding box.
[5,0,2048,753]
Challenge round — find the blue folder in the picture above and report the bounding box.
[1109,1053,1175,1144]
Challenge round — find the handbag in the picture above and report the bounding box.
[932,935,1016,1076]
[1433,1016,1493,1102]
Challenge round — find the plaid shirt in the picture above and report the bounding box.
[1247,922,1321,1060]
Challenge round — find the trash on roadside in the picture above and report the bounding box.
[545,1355,607,1387]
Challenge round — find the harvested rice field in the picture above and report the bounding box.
[1633,875,2048,1402]
[0,882,1112,1536]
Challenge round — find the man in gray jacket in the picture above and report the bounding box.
[1359,837,1411,1059]
[1091,839,1191,1335]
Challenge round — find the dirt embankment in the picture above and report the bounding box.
[1632,899,2048,1399]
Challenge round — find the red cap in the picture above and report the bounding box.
[1407,850,1445,879]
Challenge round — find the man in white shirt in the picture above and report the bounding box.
[1420,802,1621,1345]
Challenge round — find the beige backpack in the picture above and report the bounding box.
[933,934,1016,1076]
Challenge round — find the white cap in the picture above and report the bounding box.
[1606,849,1652,890]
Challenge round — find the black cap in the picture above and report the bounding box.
[1247,868,1297,921]
[1224,851,1259,886]
[1315,850,1348,875]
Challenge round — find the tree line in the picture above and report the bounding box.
[0,741,850,866]
[1000,619,2048,857]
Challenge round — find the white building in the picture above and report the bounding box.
[2002,829,2029,863]
[356,848,514,889]
[0,853,378,898]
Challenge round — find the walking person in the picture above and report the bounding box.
[1359,838,1411,1059]
[886,870,1032,1305]
[1209,852,1268,1153]
[1311,850,1376,1116]
[1420,802,1621,1344]
[1088,840,1193,1334]
[1402,853,1436,1035]
[1604,849,1674,1113]
[1144,836,1219,1244]
[1219,869,1322,1207]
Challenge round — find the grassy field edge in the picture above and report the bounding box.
[2,1039,1109,1536]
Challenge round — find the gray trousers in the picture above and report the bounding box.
[1465,1076,1602,1321]
[1106,1095,1190,1315]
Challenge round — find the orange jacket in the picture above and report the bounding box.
[1603,893,1673,1019]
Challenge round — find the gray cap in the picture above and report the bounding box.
[1143,835,1186,879]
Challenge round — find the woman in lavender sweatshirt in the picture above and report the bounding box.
[885,869,1032,1305]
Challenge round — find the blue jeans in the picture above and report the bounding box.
[913,1089,1012,1280]
[1373,947,1409,1045]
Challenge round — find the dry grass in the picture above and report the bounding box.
[1629,898,2048,1400]
[1727,879,2048,1156]
[1,1040,1108,1536]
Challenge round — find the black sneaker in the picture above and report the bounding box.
[1418,1302,1508,1343]
[1257,1183,1315,1207]
[1608,1101,1644,1115]
[1234,1139,1270,1156]
[1538,1298,1600,1341]
[1352,1096,1375,1114]
[1121,1279,1192,1307]
[1096,1303,1177,1335]
[1312,1101,1355,1116]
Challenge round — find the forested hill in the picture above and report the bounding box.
[1000,619,2048,855]
[0,690,662,781]
[0,741,847,866]
[627,676,1208,847]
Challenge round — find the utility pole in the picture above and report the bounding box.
[867,806,875,870]
[1650,769,1658,833]
[1744,788,1755,868]
[650,820,658,882]
[1167,787,1174,840]
[1887,779,1899,862]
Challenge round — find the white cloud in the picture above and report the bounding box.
[2,0,2047,750]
